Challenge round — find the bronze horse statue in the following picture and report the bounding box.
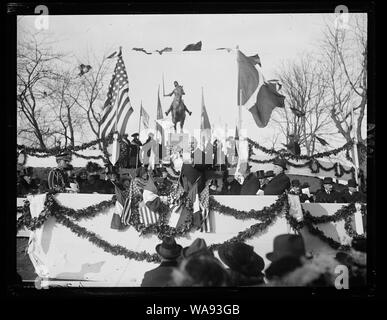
[164,81,192,132]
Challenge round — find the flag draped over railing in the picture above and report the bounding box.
[99,51,134,139]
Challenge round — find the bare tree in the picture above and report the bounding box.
[17,32,65,149]
[320,14,367,178]
[69,51,114,146]
[272,56,335,156]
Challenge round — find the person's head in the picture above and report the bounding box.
[291,180,301,193]
[155,236,182,262]
[322,177,334,192]
[272,158,287,175]
[136,166,148,180]
[131,133,140,140]
[266,234,306,263]
[56,152,72,169]
[22,167,33,183]
[121,176,131,189]
[218,242,265,278]
[159,167,168,179]
[174,81,178,87]
[79,170,88,180]
[347,179,358,193]
[172,254,230,287]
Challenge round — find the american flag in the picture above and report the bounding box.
[99,53,134,139]
[199,184,212,232]
[138,202,160,226]
[114,184,132,226]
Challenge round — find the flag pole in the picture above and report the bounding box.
[162,73,166,96]
[136,102,142,170]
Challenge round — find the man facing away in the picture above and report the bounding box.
[141,237,182,287]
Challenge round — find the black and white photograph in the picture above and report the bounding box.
[6,2,375,305]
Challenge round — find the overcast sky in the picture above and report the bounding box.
[18,13,366,151]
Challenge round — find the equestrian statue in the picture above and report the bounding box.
[164,81,192,132]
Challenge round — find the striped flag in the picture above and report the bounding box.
[120,183,133,226]
[199,183,212,232]
[200,88,211,149]
[138,202,160,226]
[140,103,150,129]
[99,52,134,139]
[110,184,132,228]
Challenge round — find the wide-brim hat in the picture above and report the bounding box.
[182,238,213,259]
[256,170,265,179]
[264,170,275,178]
[272,158,287,170]
[322,177,334,185]
[265,255,303,280]
[347,179,358,188]
[266,234,306,262]
[131,133,139,137]
[218,242,265,277]
[155,237,182,260]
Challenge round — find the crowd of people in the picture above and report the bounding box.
[140,234,366,287]
[17,151,365,204]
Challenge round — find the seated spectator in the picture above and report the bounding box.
[300,182,314,203]
[171,254,231,287]
[315,177,341,203]
[141,237,182,287]
[225,175,241,195]
[240,165,261,195]
[289,180,313,203]
[260,158,290,195]
[82,164,104,193]
[256,170,266,187]
[218,242,265,286]
[17,167,35,196]
[76,169,89,193]
[340,179,366,203]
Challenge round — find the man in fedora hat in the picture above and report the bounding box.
[48,151,72,191]
[265,234,308,281]
[240,164,261,195]
[261,158,290,195]
[340,179,366,203]
[17,167,36,196]
[315,177,340,203]
[218,241,265,286]
[141,237,182,287]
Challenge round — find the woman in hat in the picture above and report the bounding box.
[315,177,341,203]
[261,158,291,195]
[141,237,182,287]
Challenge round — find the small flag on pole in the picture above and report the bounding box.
[140,103,150,129]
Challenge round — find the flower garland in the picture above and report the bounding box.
[247,138,354,161]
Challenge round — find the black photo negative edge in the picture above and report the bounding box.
[3,0,377,307]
